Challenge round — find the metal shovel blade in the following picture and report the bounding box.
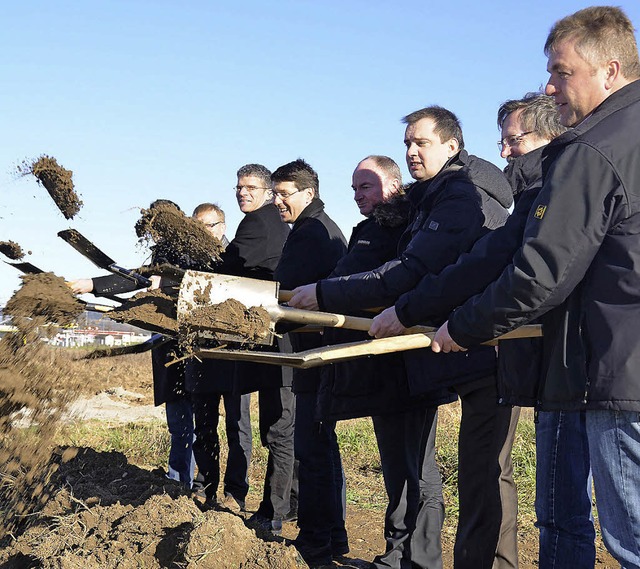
[178,271,279,345]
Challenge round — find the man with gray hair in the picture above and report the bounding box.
[433,7,640,567]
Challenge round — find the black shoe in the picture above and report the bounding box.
[281,508,298,523]
[246,512,282,536]
[332,542,350,557]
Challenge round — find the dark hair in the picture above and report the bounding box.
[497,92,567,141]
[192,202,225,222]
[545,6,640,80]
[271,158,320,198]
[236,163,272,188]
[402,105,465,149]
[149,199,182,213]
[359,155,403,185]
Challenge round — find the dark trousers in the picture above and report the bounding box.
[255,385,297,520]
[191,391,252,502]
[372,406,444,569]
[294,391,348,566]
[454,375,516,569]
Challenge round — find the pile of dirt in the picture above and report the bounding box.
[0,447,303,569]
[108,289,178,335]
[4,272,84,325]
[0,240,25,260]
[135,201,224,271]
[181,298,272,344]
[17,155,83,219]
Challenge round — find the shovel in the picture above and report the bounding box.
[179,270,458,345]
[193,325,543,368]
[58,229,152,289]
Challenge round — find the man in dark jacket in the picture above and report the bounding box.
[318,155,451,569]
[370,94,594,569]
[290,106,514,568]
[216,164,294,532]
[432,7,640,568]
[271,159,348,567]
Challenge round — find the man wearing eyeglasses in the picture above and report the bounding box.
[192,202,228,246]
[215,164,295,533]
[270,158,348,568]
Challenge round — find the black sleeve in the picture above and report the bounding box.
[317,185,486,313]
[449,144,620,346]
[394,188,538,327]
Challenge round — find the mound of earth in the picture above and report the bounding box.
[17,155,83,219]
[0,447,303,569]
[135,201,224,271]
[0,240,25,260]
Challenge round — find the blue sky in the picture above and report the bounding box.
[1,0,639,304]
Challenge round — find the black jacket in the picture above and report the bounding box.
[449,80,640,412]
[216,203,290,394]
[316,202,454,421]
[219,203,290,280]
[393,147,547,404]
[273,198,347,394]
[317,150,512,394]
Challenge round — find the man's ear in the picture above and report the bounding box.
[447,138,460,157]
[604,59,622,90]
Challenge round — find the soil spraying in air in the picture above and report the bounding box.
[108,289,179,335]
[180,298,272,344]
[4,272,84,326]
[0,240,25,260]
[135,202,224,271]
[17,155,83,219]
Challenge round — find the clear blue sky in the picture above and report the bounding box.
[1,0,639,304]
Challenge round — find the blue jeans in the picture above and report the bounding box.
[165,397,196,488]
[535,410,595,568]
[586,409,640,569]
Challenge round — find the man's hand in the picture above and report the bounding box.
[288,284,319,311]
[369,306,407,338]
[149,275,162,290]
[431,321,467,353]
[67,278,93,294]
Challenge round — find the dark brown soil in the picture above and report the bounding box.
[17,155,83,219]
[135,202,224,270]
[4,272,84,326]
[180,299,272,344]
[0,240,25,260]
[109,289,178,335]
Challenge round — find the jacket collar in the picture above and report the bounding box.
[292,197,325,229]
[406,150,467,207]
[503,145,545,196]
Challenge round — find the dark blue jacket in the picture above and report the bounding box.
[317,150,512,395]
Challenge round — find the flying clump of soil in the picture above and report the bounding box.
[108,289,178,335]
[17,155,83,219]
[0,240,25,260]
[135,201,224,271]
[4,272,84,327]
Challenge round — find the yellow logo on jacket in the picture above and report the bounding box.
[534,205,547,219]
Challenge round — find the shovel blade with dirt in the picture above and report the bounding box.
[178,270,392,345]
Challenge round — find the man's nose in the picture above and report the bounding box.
[500,146,511,160]
[545,82,556,96]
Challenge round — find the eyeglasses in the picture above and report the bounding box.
[273,189,302,201]
[204,220,224,228]
[497,131,533,151]
[234,185,270,193]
